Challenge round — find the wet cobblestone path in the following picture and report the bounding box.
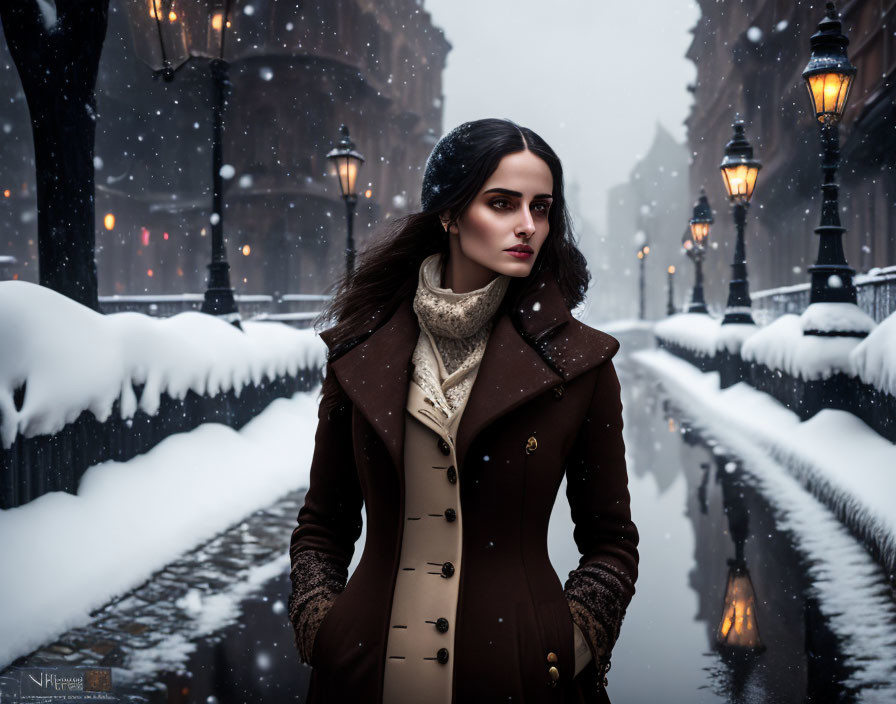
[0,487,312,703]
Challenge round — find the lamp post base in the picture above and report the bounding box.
[201,260,242,330]
[801,301,873,338]
[722,306,755,325]
[688,301,709,314]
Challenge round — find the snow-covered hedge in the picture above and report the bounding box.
[654,313,722,357]
[0,281,327,449]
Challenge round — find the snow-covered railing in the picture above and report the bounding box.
[751,266,896,324]
[0,282,329,509]
[98,292,333,328]
[654,313,722,372]
[653,301,896,443]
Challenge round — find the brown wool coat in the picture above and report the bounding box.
[290,269,639,703]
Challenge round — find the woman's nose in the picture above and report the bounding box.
[517,207,536,235]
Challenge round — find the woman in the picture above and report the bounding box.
[287,118,639,704]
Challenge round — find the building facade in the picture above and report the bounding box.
[1,0,450,298]
[603,124,691,321]
[686,0,895,299]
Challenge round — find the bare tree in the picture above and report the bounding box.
[0,0,109,310]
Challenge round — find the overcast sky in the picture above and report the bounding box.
[423,0,700,232]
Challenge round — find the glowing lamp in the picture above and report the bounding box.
[326,124,365,199]
[720,122,761,204]
[689,189,713,244]
[802,2,856,123]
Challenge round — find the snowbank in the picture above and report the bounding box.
[714,322,757,354]
[654,313,721,356]
[0,281,327,448]
[850,310,896,396]
[740,314,864,380]
[0,390,320,670]
[800,302,876,335]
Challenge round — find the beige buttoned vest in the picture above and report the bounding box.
[380,358,478,704]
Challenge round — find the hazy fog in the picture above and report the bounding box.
[424,0,700,232]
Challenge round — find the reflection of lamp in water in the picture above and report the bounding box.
[717,557,763,651]
[715,455,765,653]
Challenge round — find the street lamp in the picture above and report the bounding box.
[719,120,761,325]
[666,265,676,316]
[124,0,241,328]
[800,2,867,334]
[685,189,713,314]
[326,124,365,278]
[636,243,650,320]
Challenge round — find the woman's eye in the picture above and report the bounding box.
[491,199,512,210]
[533,202,550,215]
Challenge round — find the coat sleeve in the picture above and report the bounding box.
[287,361,364,664]
[562,357,640,680]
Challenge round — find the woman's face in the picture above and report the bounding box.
[443,149,554,289]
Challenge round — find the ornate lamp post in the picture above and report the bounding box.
[326,125,365,278]
[124,0,241,327]
[719,120,761,326]
[800,2,870,337]
[666,265,676,316]
[685,189,713,314]
[636,243,650,320]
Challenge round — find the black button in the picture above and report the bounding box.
[438,438,451,455]
[436,617,449,633]
[437,647,450,664]
[446,466,457,484]
[444,508,456,522]
[441,561,455,578]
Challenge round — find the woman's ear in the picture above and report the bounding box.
[438,211,451,234]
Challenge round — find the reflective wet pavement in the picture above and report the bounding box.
[600,354,856,704]
[7,351,892,703]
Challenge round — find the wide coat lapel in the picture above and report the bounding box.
[323,268,620,482]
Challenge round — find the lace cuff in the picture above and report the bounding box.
[287,548,347,663]
[562,561,634,676]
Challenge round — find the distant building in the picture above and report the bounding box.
[604,124,690,321]
[0,0,450,298]
[686,0,895,297]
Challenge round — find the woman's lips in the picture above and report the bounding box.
[505,250,533,259]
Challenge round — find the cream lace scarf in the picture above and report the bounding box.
[411,253,510,422]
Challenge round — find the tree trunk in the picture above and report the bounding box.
[0,0,109,311]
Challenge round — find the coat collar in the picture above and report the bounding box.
[321,268,620,480]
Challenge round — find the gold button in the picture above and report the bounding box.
[548,666,559,681]
[546,652,558,664]
[525,436,538,455]
[553,384,564,399]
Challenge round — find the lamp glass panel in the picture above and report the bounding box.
[807,72,853,121]
[334,156,357,196]
[690,221,710,243]
[124,0,189,70]
[181,0,229,58]
[721,163,759,202]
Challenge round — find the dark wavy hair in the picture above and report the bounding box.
[312,118,590,412]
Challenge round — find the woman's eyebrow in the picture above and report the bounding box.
[483,187,553,199]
